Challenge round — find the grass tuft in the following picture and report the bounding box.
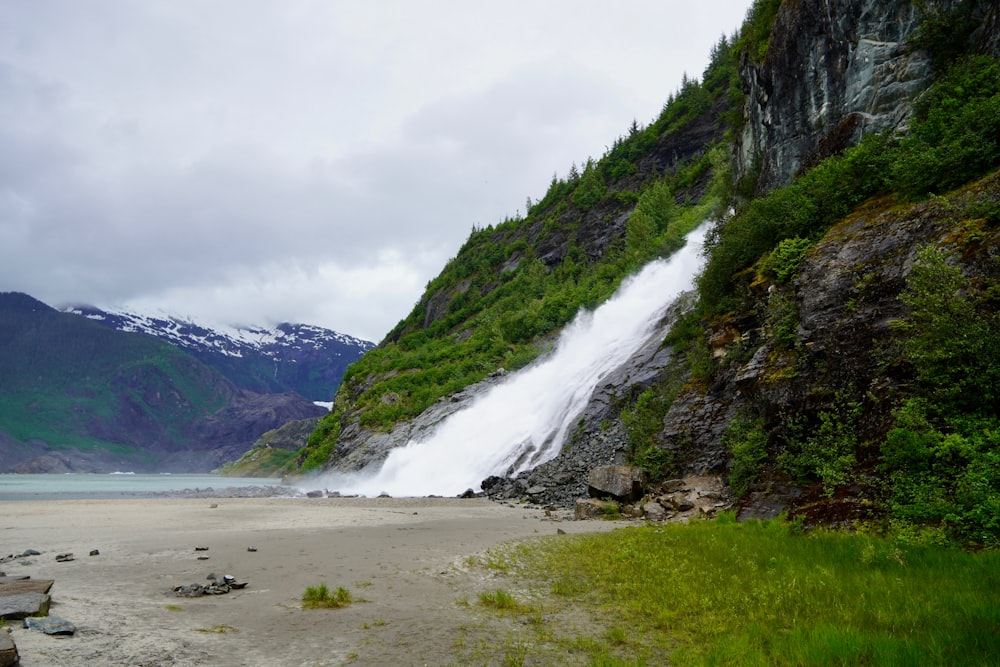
[301,582,353,609]
[477,588,520,611]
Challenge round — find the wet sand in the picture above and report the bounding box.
[2,496,616,666]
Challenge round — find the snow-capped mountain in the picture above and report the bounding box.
[63,304,375,402]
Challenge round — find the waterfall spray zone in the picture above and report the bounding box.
[310,222,710,497]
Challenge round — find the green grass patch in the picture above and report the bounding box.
[477,588,522,612]
[301,583,353,609]
[497,516,1000,665]
[194,624,239,634]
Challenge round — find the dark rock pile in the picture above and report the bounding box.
[172,573,248,597]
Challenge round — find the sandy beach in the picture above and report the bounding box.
[1,497,616,666]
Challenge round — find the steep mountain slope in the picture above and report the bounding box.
[63,305,374,402]
[0,292,326,472]
[296,0,1000,546]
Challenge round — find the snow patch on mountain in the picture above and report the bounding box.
[61,303,375,402]
[62,304,372,358]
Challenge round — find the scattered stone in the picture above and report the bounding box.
[0,593,50,620]
[0,631,18,667]
[305,490,324,498]
[54,553,74,562]
[209,503,218,508]
[247,546,257,552]
[194,546,209,551]
[0,578,53,596]
[556,528,566,535]
[642,501,668,520]
[661,479,687,492]
[458,488,477,498]
[197,556,210,561]
[20,550,40,557]
[206,573,216,581]
[574,497,618,520]
[89,549,100,556]
[676,499,695,512]
[378,492,392,498]
[24,615,76,635]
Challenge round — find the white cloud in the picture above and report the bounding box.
[0,0,752,342]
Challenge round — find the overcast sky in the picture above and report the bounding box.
[1,1,751,342]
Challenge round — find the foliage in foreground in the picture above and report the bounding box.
[475,517,999,666]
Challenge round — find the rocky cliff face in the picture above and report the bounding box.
[735,0,998,194]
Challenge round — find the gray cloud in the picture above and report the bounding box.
[0,1,751,341]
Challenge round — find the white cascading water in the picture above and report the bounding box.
[312,221,711,497]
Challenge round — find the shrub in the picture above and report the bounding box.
[622,387,677,481]
[759,237,814,284]
[723,413,768,497]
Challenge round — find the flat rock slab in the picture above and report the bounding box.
[0,633,18,667]
[0,578,54,595]
[24,615,76,635]
[0,592,51,620]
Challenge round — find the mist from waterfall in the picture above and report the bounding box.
[310,221,711,497]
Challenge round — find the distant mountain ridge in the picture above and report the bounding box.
[62,305,374,402]
[0,291,331,473]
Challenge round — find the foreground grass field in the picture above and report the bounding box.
[464,515,999,666]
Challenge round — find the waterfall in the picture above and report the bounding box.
[312,221,711,497]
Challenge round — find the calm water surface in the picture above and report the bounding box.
[0,473,290,500]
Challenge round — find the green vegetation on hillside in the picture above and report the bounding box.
[298,38,739,470]
[0,293,229,457]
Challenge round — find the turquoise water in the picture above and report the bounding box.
[0,473,290,500]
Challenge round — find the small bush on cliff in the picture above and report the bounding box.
[779,397,863,498]
[622,386,677,482]
[758,236,814,284]
[723,413,768,497]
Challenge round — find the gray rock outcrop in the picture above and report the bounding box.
[586,466,646,503]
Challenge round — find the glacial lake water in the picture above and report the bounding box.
[0,473,290,501]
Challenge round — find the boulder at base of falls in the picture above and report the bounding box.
[587,465,646,503]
